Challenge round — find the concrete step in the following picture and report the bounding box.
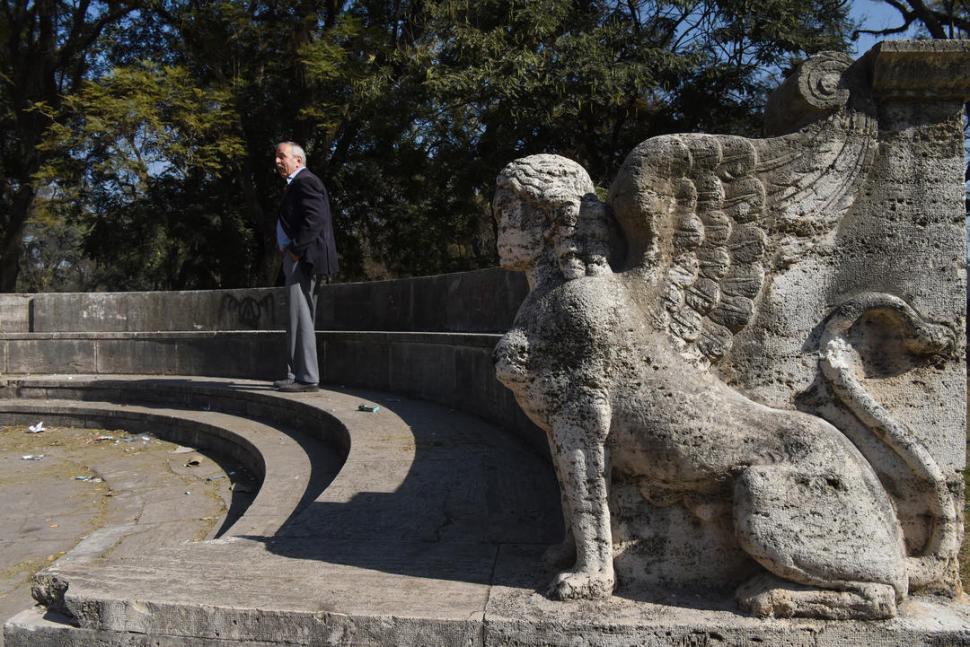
[0,376,563,645]
[0,397,341,538]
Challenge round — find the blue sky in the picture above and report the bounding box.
[849,0,921,55]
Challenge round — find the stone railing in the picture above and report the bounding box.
[0,268,527,333]
[0,268,543,451]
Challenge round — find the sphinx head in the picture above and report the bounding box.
[494,154,613,279]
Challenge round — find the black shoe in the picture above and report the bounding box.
[272,378,295,388]
[277,381,318,393]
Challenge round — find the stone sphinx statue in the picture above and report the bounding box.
[493,47,966,620]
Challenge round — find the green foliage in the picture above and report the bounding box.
[35,64,251,290]
[0,0,144,291]
[81,173,257,290]
[40,64,244,190]
[16,0,856,290]
[17,197,93,292]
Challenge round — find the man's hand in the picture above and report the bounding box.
[288,250,300,262]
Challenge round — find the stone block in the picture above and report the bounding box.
[321,332,391,389]
[175,332,282,379]
[320,279,414,331]
[313,268,526,333]
[6,337,96,374]
[95,337,180,374]
[389,340,457,402]
[0,295,30,333]
[445,268,528,333]
[17,270,525,335]
[453,344,507,420]
[30,289,285,333]
[211,289,284,330]
[871,39,970,99]
[408,276,452,333]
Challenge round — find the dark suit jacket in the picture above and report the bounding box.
[279,168,340,277]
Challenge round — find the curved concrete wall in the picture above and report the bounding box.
[1,268,527,334]
[0,268,544,452]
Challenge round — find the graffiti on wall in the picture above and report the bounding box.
[220,294,277,329]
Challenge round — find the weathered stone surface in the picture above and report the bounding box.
[870,39,970,99]
[318,268,527,333]
[30,288,284,333]
[0,295,30,334]
[6,338,97,374]
[16,268,527,335]
[493,41,969,620]
[94,337,180,374]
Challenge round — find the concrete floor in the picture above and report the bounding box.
[0,422,251,646]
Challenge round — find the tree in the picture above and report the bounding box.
[103,0,415,284]
[24,0,856,289]
[18,194,93,292]
[376,0,855,272]
[36,64,248,290]
[0,0,140,291]
[854,0,968,39]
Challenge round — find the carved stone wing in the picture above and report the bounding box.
[608,52,876,364]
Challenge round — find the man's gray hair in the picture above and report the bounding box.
[279,141,306,164]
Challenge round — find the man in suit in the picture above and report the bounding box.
[273,141,339,392]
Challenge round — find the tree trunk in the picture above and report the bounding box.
[0,186,36,292]
[0,235,22,292]
[234,155,279,287]
[258,234,281,287]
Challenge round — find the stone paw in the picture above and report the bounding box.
[736,573,798,618]
[546,570,614,600]
[542,540,576,567]
[735,574,898,620]
[738,588,795,619]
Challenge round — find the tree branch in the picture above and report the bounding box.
[899,0,947,38]
[57,3,139,71]
[929,7,970,34]
[625,0,640,31]
[67,0,94,48]
[853,20,915,38]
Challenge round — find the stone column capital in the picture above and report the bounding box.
[869,39,970,100]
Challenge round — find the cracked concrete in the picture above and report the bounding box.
[0,421,245,647]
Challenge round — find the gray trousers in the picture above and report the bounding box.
[283,255,320,384]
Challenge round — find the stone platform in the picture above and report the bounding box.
[2,376,968,646]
